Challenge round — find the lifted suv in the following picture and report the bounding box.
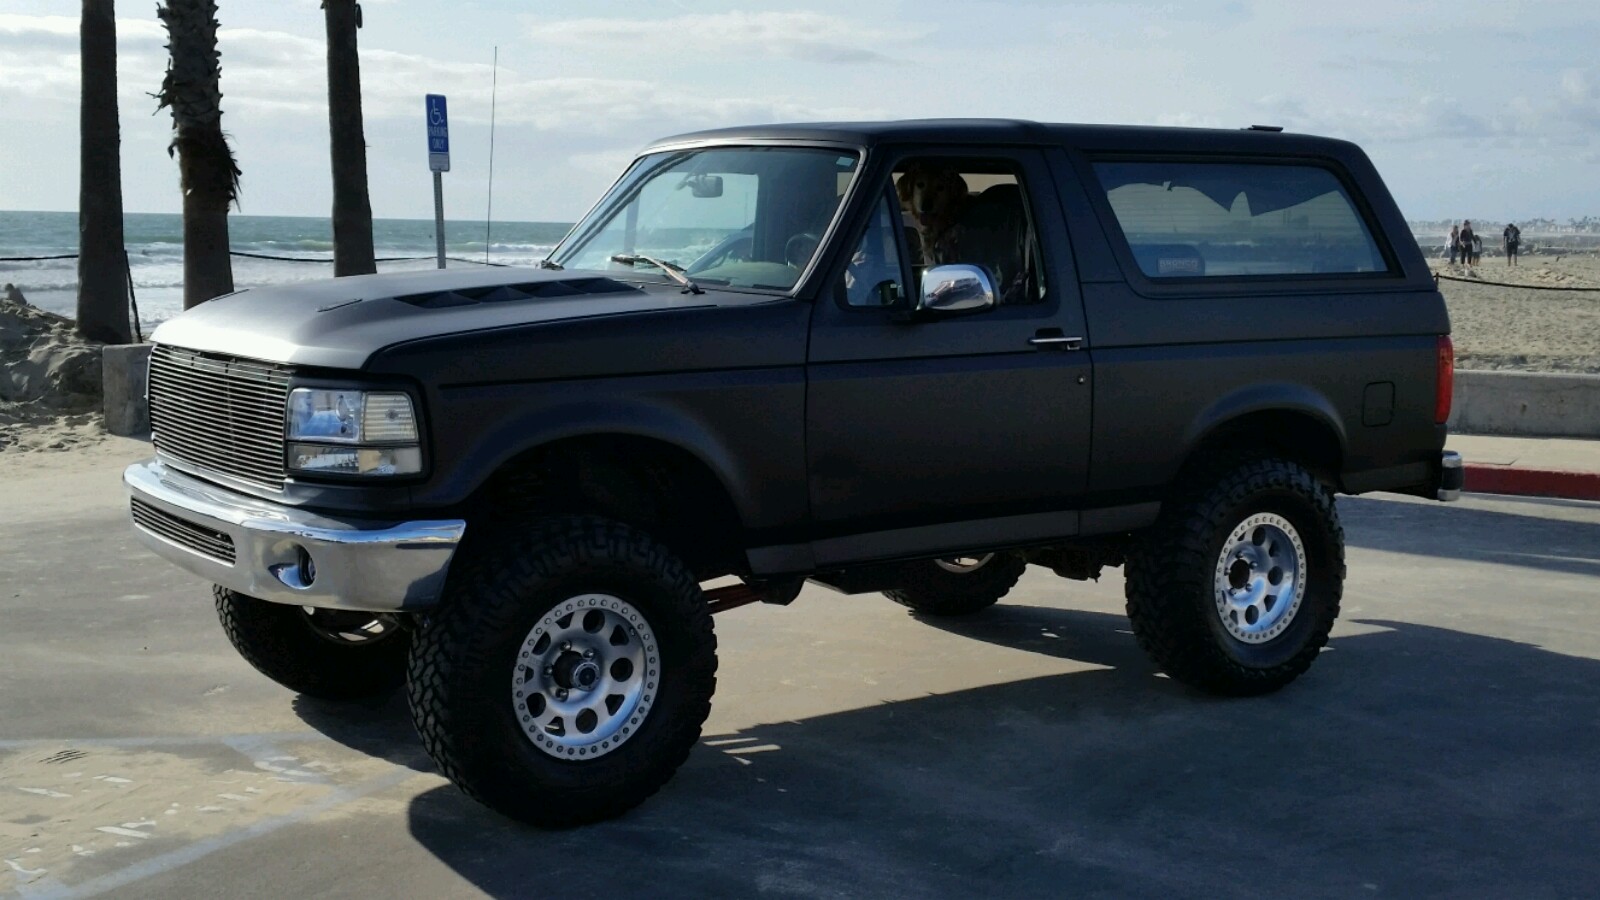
[126,120,1462,826]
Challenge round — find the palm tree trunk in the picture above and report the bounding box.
[156,0,240,309]
[324,0,376,276]
[181,154,234,304]
[77,0,132,344]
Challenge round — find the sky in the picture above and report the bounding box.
[2,0,1598,224]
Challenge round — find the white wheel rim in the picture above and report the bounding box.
[1213,513,1307,644]
[511,594,660,760]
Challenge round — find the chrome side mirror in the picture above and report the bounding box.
[916,264,995,316]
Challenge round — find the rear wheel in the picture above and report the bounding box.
[1123,457,1344,696]
[884,551,1027,617]
[214,587,410,700]
[407,516,716,827]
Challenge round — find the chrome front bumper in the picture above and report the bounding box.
[124,459,466,612]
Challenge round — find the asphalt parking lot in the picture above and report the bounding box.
[2,446,1598,898]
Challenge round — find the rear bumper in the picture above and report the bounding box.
[1341,449,1464,501]
[124,459,465,612]
[1437,450,1464,501]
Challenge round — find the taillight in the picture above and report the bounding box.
[1435,335,1454,424]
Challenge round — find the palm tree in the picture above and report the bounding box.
[323,1,376,276]
[77,0,133,344]
[155,0,240,309]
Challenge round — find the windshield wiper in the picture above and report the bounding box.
[610,254,703,294]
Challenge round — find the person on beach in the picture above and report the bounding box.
[1472,232,1483,265]
[1503,222,1520,266]
[1459,221,1476,266]
[1449,223,1460,264]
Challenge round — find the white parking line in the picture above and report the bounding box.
[0,732,326,752]
[14,767,419,900]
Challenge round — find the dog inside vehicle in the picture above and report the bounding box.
[896,163,972,266]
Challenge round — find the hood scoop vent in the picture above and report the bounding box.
[394,277,643,310]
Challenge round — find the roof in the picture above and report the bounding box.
[644,118,1359,157]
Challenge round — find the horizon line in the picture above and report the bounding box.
[0,208,577,226]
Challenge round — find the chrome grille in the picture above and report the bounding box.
[148,345,291,490]
[130,499,237,565]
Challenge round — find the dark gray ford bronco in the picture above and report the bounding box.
[126,120,1463,826]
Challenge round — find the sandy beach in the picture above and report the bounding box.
[0,286,108,454]
[1432,253,1600,373]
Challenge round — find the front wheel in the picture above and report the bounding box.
[1123,457,1345,696]
[407,516,716,827]
[214,588,410,700]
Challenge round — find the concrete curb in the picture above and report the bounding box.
[1464,464,1600,502]
[1450,370,1600,439]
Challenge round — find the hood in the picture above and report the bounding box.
[150,267,739,370]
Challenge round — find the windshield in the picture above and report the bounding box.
[554,146,861,292]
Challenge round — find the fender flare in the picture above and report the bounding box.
[449,396,757,527]
[1179,382,1348,471]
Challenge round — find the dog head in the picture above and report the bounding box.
[896,164,969,228]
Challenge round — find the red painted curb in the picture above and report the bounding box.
[1464,464,1600,501]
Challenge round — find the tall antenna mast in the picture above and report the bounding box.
[485,45,498,266]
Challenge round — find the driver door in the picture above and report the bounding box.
[804,148,1093,559]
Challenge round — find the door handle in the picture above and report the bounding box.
[1028,332,1084,350]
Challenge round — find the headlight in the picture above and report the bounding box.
[286,388,422,476]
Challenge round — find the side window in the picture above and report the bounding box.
[841,193,905,308]
[1091,161,1389,278]
[892,158,1045,305]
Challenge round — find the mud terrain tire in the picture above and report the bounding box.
[1124,457,1345,696]
[407,516,716,827]
[214,587,410,700]
[885,552,1027,617]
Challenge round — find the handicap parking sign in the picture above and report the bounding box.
[426,94,450,172]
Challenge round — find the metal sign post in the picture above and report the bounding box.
[426,94,450,269]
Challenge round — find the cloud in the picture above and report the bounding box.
[1557,68,1600,127]
[1247,71,1600,148]
[568,148,642,180]
[1320,55,1408,72]
[0,12,164,47]
[0,14,167,106]
[0,13,884,133]
[1560,69,1591,101]
[1153,111,1228,129]
[527,11,910,65]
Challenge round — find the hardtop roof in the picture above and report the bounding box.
[644,118,1360,157]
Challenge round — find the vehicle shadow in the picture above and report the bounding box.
[383,607,1600,898]
[289,688,434,774]
[1341,495,1600,577]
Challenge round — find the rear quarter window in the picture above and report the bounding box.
[1091,161,1390,279]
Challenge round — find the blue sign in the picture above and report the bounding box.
[426,94,450,172]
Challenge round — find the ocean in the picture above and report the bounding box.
[0,210,573,329]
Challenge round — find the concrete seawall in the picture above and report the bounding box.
[1450,370,1600,438]
[102,343,152,437]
